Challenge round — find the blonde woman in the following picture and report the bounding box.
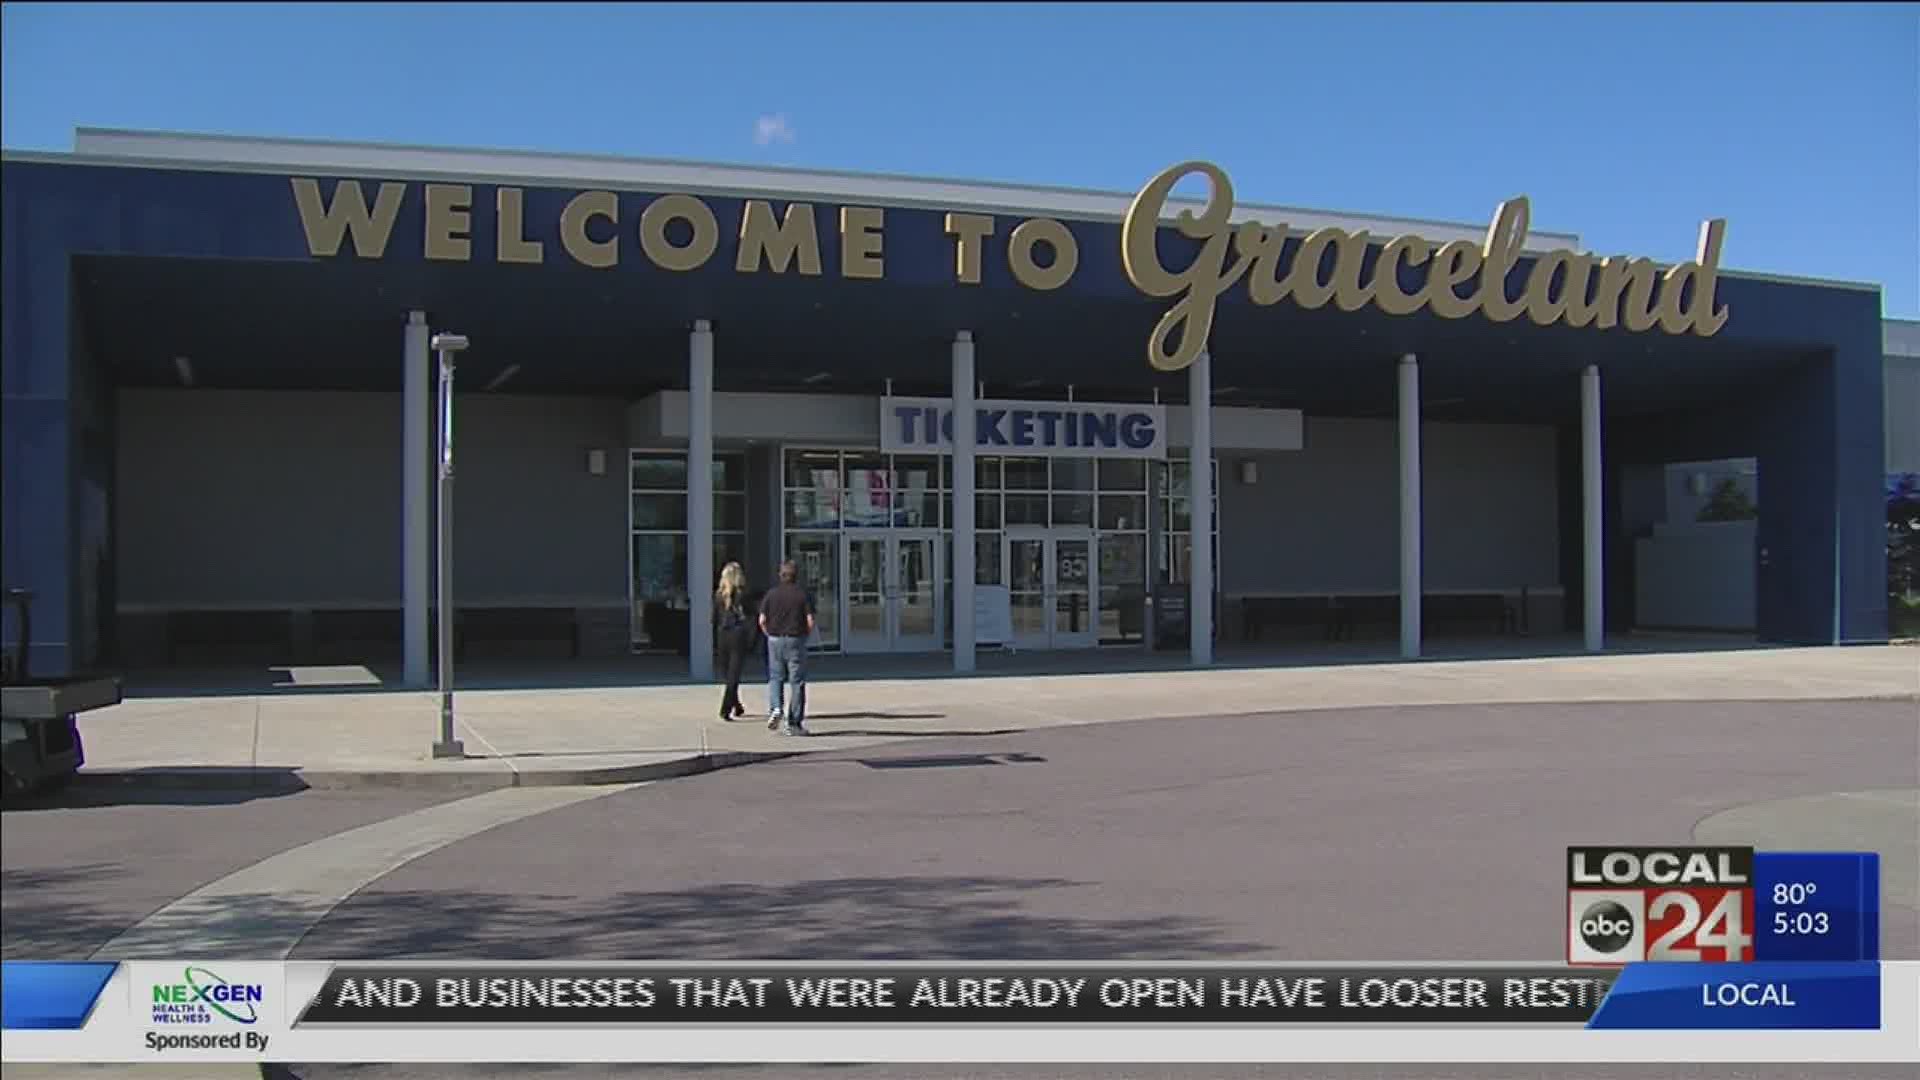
[713,562,753,719]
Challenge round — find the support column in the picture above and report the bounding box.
[1582,364,1604,652]
[951,331,977,672]
[688,320,715,681]
[1189,350,1214,665]
[1398,354,1422,660]
[402,311,430,687]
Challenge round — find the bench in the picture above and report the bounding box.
[1324,594,1517,640]
[309,608,404,660]
[1240,596,1340,640]
[456,607,580,660]
[1422,593,1516,636]
[1330,595,1400,640]
[166,610,293,664]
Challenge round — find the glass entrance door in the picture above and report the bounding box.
[784,531,839,651]
[892,531,942,652]
[842,530,943,653]
[1005,528,1100,650]
[844,533,888,653]
[1007,534,1049,650]
[1051,533,1097,649]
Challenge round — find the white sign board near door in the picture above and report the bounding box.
[973,585,1012,646]
[881,396,1166,460]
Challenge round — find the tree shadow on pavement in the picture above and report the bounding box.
[1,863,142,959]
[7,774,312,811]
[291,875,1268,960]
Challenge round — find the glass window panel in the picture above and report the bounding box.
[631,493,689,530]
[1168,461,1192,500]
[1099,583,1145,644]
[713,535,747,580]
[1050,458,1095,491]
[784,450,840,489]
[713,455,747,493]
[1169,495,1192,532]
[1008,537,1046,590]
[893,454,939,494]
[1168,533,1193,584]
[975,532,1002,585]
[896,489,940,529]
[941,456,953,489]
[842,452,892,527]
[1098,494,1146,531]
[1099,533,1146,587]
[1002,456,1048,491]
[842,451,891,490]
[784,490,839,529]
[1004,493,1048,526]
[631,533,689,599]
[975,457,1002,490]
[842,479,893,527]
[630,533,689,650]
[783,532,838,649]
[1052,493,1094,526]
[1098,458,1147,492]
[714,494,748,531]
[630,454,688,491]
[975,492,1001,529]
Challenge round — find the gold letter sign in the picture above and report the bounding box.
[1120,161,1730,372]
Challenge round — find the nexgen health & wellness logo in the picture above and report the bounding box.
[150,966,264,1025]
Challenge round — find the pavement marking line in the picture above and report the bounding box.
[89,783,641,961]
[453,710,518,779]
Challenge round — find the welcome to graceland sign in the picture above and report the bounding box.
[292,161,1730,374]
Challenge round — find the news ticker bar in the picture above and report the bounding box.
[0,961,1884,1033]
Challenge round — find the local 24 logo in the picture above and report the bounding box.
[1565,845,1755,964]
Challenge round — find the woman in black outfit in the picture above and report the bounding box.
[713,561,753,720]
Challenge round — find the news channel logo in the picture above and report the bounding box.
[149,966,264,1026]
[1565,846,1756,965]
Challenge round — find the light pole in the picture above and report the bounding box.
[431,331,469,759]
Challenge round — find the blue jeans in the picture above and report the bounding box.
[766,635,807,724]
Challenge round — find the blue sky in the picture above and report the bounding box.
[4,2,1916,317]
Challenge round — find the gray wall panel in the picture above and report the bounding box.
[116,389,627,609]
[1218,417,1559,597]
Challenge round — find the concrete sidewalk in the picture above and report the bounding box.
[70,639,1920,792]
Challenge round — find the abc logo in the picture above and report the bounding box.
[1578,900,1636,954]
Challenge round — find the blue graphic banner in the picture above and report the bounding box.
[1588,961,1879,1030]
[1754,852,1880,962]
[0,961,119,1030]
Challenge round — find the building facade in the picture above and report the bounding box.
[0,129,1897,681]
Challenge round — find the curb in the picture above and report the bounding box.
[70,749,806,794]
[63,692,1920,794]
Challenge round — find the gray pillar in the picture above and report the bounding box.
[1398,353,1422,660]
[688,320,715,681]
[403,311,430,686]
[951,331,977,672]
[1582,364,1604,652]
[1189,350,1214,665]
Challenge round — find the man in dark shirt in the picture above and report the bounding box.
[758,560,816,735]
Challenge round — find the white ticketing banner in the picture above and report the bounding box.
[881,396,1166,459]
